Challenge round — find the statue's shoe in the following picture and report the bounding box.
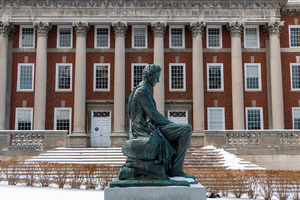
[168,171,196,180]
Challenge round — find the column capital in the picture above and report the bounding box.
[151,22,167,37]
[189,21,206,37]
[263,21,284,37]
[112,21,128,37]
[0,21,15,38]
[227,21,244,37]
[34,21,52,37]
[73,21,90,37]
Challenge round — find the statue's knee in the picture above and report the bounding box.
[184,124,192,135]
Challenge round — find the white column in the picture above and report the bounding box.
[5,26,15,130]
[189,21,206,132]
[264,21,285,129]
[72,22,90,135]
[151,22,166,115]
[227,21,245,130]
[33,22,52,130]
[0,22,14,130]
[263,28,273,129]
[112,21,127,134]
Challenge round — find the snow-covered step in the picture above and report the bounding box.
[24,146,264,170]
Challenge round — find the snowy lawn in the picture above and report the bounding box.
[0,183,280,200]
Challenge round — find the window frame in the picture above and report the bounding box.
[167,110,188,124]
[290,63,300,91]
[57,25,73,48]
[246,107,264,130]
[19,25,35,48]
[169,63,186,92]
[94,25,110,49]
[206,25,222,49]
[15,107,33,130]
[207,63,224,91]
[169,25,185,49]
[55,63,73,92]
[244,25,260,49]
[131,63,148,90]
[54,107,72,134]
[132,25,148,49]
[17,63,34,92]
[93,63,110,92]
[207,107,225,130]
[244,63,262,91]
[289,25,300,48]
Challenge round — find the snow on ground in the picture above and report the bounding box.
[0,183,279,200]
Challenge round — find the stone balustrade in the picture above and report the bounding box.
[0,130,67,152]
[204,130,300,149]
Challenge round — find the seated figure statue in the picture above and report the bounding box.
[125,64,195,180]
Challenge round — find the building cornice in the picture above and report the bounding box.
[0,1,286,23]
[0,1,287,9]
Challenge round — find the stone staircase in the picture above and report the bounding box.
[25,146,264,170]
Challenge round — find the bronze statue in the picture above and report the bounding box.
[111,64,195,187]
[128,64,194,179]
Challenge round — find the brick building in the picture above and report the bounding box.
[0,0,299,148]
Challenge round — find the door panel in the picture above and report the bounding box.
[91,111,111,147]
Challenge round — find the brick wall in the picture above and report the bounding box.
[9,21,300,131]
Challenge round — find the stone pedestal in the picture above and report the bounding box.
[104,184,206,200]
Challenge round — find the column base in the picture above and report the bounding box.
[67,134,87,148]
[111,132,128,147]
[191,132,204,147]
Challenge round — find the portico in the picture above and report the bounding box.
[0,0,288,148]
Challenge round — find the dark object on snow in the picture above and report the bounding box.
[207,193,221,198]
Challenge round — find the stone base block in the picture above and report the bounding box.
[104,184,206,200]
[67,135,87,148]
[190,133,204,147]
[110,134,128,147]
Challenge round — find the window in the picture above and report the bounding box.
[244,25,260,48]
[15,108,33,130]
[168,110,188,124]
[131,63,147,90]
[246,107,263,130]
[245,63,262,91]
[57,25,72,48]
[19,25,35,48]
[290,63,300,90]
[54,108,71,134]
[207,64,224,91]
[93,63,110,91]
[207,25,222,48]
[207,107,225,130]
[169,25,185,48]
[132,25,147,48]
[293,108,300,129]
[95,25,110,48]
[169,63,186,91]
[17,63,34,91]
[56,64,72,91]
[289,25,300,47]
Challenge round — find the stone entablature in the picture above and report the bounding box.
[0,1,284,23]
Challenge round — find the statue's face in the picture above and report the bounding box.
[149,71,160,86]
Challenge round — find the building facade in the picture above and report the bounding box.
[0,0,299,148]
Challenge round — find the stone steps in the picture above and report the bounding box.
[24,146,263,170]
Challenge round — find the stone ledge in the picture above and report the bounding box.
[104,184,206,200]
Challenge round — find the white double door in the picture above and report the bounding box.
[91,111,111,147]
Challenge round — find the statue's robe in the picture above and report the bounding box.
[128,81,192,174]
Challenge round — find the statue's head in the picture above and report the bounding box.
[143,64,162,86]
